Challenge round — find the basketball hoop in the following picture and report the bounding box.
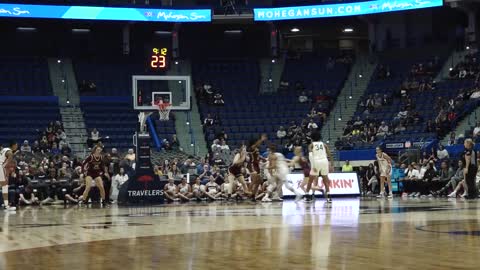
[158,102,171,121]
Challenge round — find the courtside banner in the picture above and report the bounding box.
[254,0,443,21]
[283,172,360,196]
[0,3,211,22]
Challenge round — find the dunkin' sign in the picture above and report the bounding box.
[283,172,360,196]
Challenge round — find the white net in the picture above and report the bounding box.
[158,104,171,121]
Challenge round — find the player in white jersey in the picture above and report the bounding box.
[376,147,393,199]
[262,145,302,202]
[1,141,18,211]
[306,132,333,203]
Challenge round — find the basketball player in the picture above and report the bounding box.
[306,132,333,203]
[290,146,311,194]
[227,145,250,198]
[263,145,302,202]
[376,147,393,199]
[247,134,268,201]
[1,141,18,211]
[79,145,109,204]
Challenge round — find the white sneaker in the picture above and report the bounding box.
[262,196,272,202]
[387,193,393,199]
[376,193,385,198]
[461,192,467,198]
[3,206,16,211]
[447,192,456,198]
[294,193,303,202]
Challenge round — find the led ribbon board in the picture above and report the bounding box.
[0,3,211,22]
[254,0,443,21]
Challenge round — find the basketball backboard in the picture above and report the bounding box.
[132,75,191,111]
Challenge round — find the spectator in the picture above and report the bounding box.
[448,132,456,146]
[217,129,227,141]
[154,165,164,177]
[433,161,454,183]
[219,140,230,152]
[211,139,221,153]
[124,149,136,169]
[307,119,318,130]
[198,164,212,184]
[425,120,436,133]
[61,143,72,157]
[376,121,389,138]
[51,143,61,156]
[57,129,67,141]
[171,134,180,150]
[89,128,101,147]
[279,80,289,91]
[204,114,214,127]
[20,140,32,153]
[342,160,353,172]
[365,163,378,195]
[111,167,129,201]
[167,164,182,180]
[473,121,480,138]
[394,108,409,123]
[57,162,73,179]
[434,160,464,196]
[109,148,121,174]
[213,92,224,105]
[436,145,449,160]
[394,123,406,134]
[298,91,308,103]
[277,126,287,144]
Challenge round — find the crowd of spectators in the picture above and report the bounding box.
[1,138,139,209]
[78,79,97,94]
[152,155,271,202]
[358,144,479,198]
[195,82,225,106]
[449,48,480,80]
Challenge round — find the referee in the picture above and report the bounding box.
[463,139,478,199]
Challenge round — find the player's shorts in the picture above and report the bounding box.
[0,166,6,183]
[277,166,289,182]
[310,159,329,176]
[380,165,392,177]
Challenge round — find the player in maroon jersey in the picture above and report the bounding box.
[247,134,267,201]
[80,145,110,204]
[290,146,311,194]
[227,145,250,198]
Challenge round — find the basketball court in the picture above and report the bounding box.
[1,198,479,270]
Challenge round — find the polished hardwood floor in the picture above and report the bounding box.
[1,198,480,270]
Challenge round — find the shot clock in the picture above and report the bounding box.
[149,47,169,70]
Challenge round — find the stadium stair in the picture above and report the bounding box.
[321,55,377,152]
[48,58,88,157]
[60,107,88,157]
[168,60,208,157]
[259,56,285,94]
